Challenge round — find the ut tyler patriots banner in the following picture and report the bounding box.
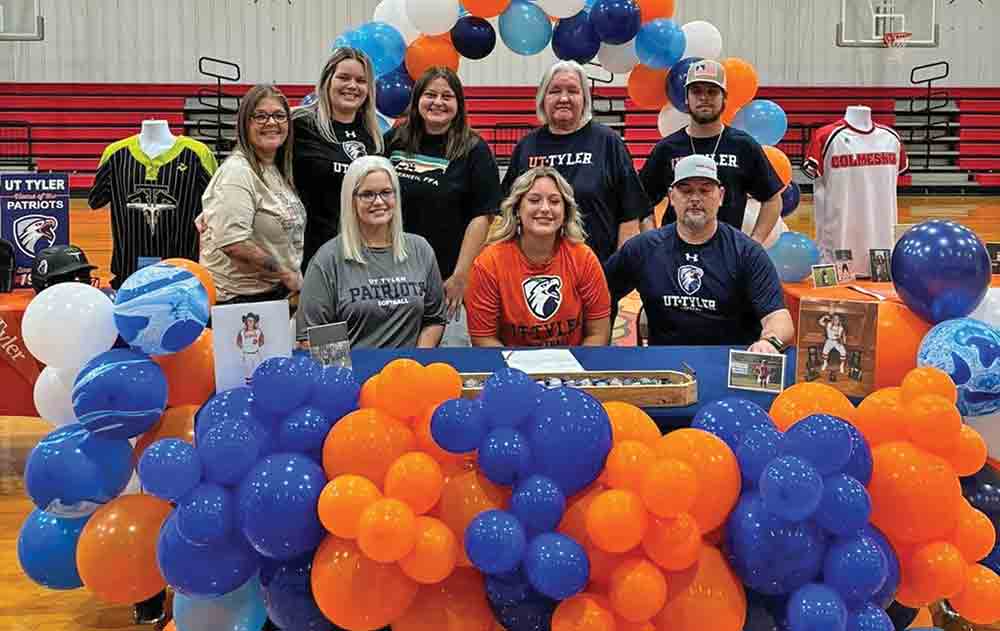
[0,173,70,287]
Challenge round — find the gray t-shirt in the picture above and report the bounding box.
[297,233,447,349]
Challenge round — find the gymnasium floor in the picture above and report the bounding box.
[1,196,998,630]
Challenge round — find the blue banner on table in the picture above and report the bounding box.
[0,173,70,287]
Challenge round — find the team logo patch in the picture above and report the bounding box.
[13,214,58,258]
[126,185,177,236]
[343,140,367,162]
[522,275,563,321]
[678,264,704,296]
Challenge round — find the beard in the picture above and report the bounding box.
[679,209,711,232]
[690,106,723,125]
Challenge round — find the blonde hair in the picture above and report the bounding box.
[488,166,587,245]
[339,156,407,264]
[535,60,593,129]
[293,48,384,154]
[235,84,295,188]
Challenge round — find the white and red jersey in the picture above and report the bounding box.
[803,120,908,276]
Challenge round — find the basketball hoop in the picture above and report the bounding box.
[883,31,912,63]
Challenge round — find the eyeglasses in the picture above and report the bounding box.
[250,111,289,125]
[355,189,395,204]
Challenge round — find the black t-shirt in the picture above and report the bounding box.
[604,222,786,346]
[385,130,501,279]
[639,126,784,230]
[501,121,651,263]
[293,113,376,270]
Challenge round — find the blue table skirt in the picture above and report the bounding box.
[349,346,798,433]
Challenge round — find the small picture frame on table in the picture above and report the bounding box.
[869,249,892,282]
[811,264,839,288]
[987,242,1000,274]
[307,321,352,369]
[834,250,854,283]
[728,350,786,394]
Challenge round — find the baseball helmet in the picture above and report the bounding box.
[31,244,98,294]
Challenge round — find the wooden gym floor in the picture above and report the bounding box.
[1,196,998,630]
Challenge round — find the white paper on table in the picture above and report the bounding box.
[502,349,586,374]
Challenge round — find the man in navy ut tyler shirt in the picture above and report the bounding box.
[605,155,794,353]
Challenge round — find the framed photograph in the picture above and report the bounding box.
[211,300,293,392]
[728,350,787,394]
[307,321,352,369]
[811,264,839,288]
[987,242,1000,275]
[796,299,879,398]
[869,249,892,282]
[834,250,855,283]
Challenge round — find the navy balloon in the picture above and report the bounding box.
[523,532,590,600]
[692,396,776,451]
[786,583,848,631]
[138,438,202,502]
[962,465,1000,517]
[511,475,566,535]
[72,348,167,439]
[781,182,801,218]
[735,426,783,490]
[479,427,532,485]
[982,539,1000,574]
[666,57,703,113]
[465,510,527,574]
[198,420,261,486]
[177,482,236,545]
[760,455,824,521]
[17,508,89,589]
[260,556,336,631]
[635,18,686,69]
[377,66,414,120]
[590,0,641,44]
[252,357,313,417]
[480,367,542,428]
[552,11,601,63]
[767,232,821,282]
[780,414,855,475]
[157,512,261,599]
[824,534,888,605]
[451,16,497,60]
[891,220,992,323]
[814,473,872,537]
[486,568,558,631]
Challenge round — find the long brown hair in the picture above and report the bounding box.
[236,84,295,188]
[391,66,479,161]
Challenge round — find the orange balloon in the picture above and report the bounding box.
[874,302,932,389]
[637,0,675,23]
[462,0,512,18]
[720,58,758,109]
[553,593,617,631]
[770,382,856,431]
[360,374,380,408]
[318,474,382,539]
[399,516,459,585]
[358,498,417,563]
[609,558,668,623]
[640,458,698,519]
[605,440,656,492]
[854,387,906,448]
[948,498,997,563]
[653,429,739,533]
[152,328,215,407]
[322,408,416,483]
[603,402,661,448]
[762,146,792,186]
[376,358,429,421]
[907,541,968,598]
[406,36,460,82]
[311,536,419,630]
[393,567,494,631]
[421,362,464,409]
[655,545,746,631]
[943,425,988,476]
[901,366,958,405]
[587,543,635,587]
[164,622,176,631]
[615,618,656,631]
[133,404,197,459]
[163,257,216,306]
[905,394,962,453]
[642,513,701,572]
[559,484,605,543]
[628,65,668,110]
[949,564,1000,625]
[586,489,649,553]
[894,565,938,608]
[76,495,172,604]
[386,452,445,515]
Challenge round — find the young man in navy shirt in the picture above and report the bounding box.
[605,155,794,352]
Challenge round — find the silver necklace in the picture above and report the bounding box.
[688,125,725,161]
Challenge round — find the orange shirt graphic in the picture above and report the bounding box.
[466,239,612,347]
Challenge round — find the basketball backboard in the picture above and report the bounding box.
[837,0,939,48]
[0,0,44,41]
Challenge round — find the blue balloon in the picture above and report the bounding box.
[198,420,261,486]
[353,21,406,78]
[760,456,824,522]
[238,453,326,560]
[511,475,566,535]
[138,438,202,502]
[465,510,527,574]
[306,367,358,425]
[862,525,900,608]
[157,512,261,599]
[173,574,268,631]
[736,426,784,490]
[196,387,256,441]
[962,465,1000,517]
[24,423,133,511]
[917,318,1000,417]
[260,556,336,631]
[824,534,888,605]
[590,0,641,44]
[72,348,168,439]
[376,66,414,119]
[891,220,992,324]
[814,473,871,537]
[767,232,821,283]
[666,57,703,113]
[732,99,789,147]
[524,387,612,496]
[114,262,209,355]
[787,583,848,631]
[523,532,589,600]
[846,602,894,631]
[781,182,802,218]
[17,508,89,589]
[479,427,533,485]
[692,397,776,451]
[452,15,497,60]
[635,18,686,69]
[277,406,333,454]
[432,398,488,454]
[744,599,782,631]
[485,568,558,631]
[552,11,600,63]
[781,414,855,475]
[499,0,553,56]
[177,483,236,545]
[480,367,542,428]
[252,357,314,417]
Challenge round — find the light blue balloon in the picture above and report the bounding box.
[732,100,789,147]
[499,0,553,56]
[354,21,407,78]
[917,317,1000,417]
[634,19,686,69]
[17,508,90,590]
[767,232,821,282]
[114,262,209,356]
[173,574,268,631]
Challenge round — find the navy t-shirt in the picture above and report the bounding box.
[502,121,651,264]
[604,222,786,346]
[639,127,784,230]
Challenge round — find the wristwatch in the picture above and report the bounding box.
[763,335,788,353]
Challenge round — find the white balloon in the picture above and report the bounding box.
[742,199,788,248]
[965,410,1000,460]
[598,40,639,74]
[33,366,77,426]
[405,0,460,35]
[536,0,587,19]
[682,20,723,60]
[969,287,1000,328]
[374,0,421,44]
[658,105,690,137]
[22,283,118,371]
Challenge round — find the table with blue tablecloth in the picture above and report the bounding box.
[349,346,799,432]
